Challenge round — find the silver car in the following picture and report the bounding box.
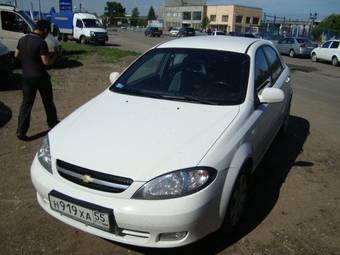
[276,37,316,57]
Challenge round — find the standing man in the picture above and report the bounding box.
[15,20,61,140]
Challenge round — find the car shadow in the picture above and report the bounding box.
[0,73,22,91]
[52,57,83,69]
[105,115,311,255]
[0,101,12,128]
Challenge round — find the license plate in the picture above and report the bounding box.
[49,191,115,232]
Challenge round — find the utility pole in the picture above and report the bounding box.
[38,0,42,19]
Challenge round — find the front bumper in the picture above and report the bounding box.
[31,155,225,248]
[89,34,108,43]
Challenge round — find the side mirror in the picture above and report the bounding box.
[259,88,285,104]
[109,72,120,84]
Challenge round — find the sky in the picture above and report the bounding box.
[4,0,340,20]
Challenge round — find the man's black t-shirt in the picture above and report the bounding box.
[17,33,49,79]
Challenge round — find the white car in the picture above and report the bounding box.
[211,30,226,36]
[31,36,293,248]
[169,27,180,36]
[311,40,340,66]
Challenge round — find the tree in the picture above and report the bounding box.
[131,7,139,27]
[312,14,340,40]
[202,16,210,29]
[104,1,126,25]
[147,6,157,21]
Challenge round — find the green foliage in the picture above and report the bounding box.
[202,16,210,29]
[131,7,139,26]
[104,1,126,25]
[147,6,157,21]
[312,14,340,40]
[61,42,139,63]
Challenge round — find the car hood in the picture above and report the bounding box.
[49,90,239,181]
[87,27,107,33]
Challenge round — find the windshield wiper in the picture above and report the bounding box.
[159,95,219,105]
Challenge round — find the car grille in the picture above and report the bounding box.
[56,160,133,193]
[94,32,107,38]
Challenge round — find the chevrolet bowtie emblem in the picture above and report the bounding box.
[80,174,94,183]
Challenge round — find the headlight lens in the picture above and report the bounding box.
[132,167,217,200]
[37,136,52,174]
[90,31,95,36]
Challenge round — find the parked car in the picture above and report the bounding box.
[0,41,12,81]
[228,32,256,38]
[211,30,226,36]
[177,27,195,37]
[311,40,340,66]
[31,36,292,248]
[169,27,180,36]
[275,37,315,57]
[144,27,162,37]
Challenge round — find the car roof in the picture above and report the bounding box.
[157,36,260,53]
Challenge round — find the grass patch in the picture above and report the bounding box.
[61,42,139,63]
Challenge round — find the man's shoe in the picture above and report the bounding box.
[48,120,60,129]
[16,133,29,141]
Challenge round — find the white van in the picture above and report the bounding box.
[52,12,108,44]
[0,4,60,52]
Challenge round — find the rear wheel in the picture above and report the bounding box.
[289,49,295,58]
[332,56,339,66]
[311,53,317,62]
[220,168,249,235]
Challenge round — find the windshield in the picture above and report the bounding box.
[110,48,250,105]
[83,19,103,28]
[18,11,36,29]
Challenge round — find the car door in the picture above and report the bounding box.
[251,47,273,164]
[0,11,30,51]
[329,41,340,61]
[251,46,288,165]
[276,38,287,54]
[318,41,332,60]
[74,19,83,40]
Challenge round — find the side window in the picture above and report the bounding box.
[255,48,270,90]
[330,41,339,49]
[263,46,283,84]
[1,11,29,33]
[288,38,295,44]
[322,41,331,48]
[76,19,83,28]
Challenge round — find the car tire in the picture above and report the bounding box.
[332,56,339,66]
[220,167,250,236]
[80,36,86,45]
[311,53,317,62]
[289,49,295,58]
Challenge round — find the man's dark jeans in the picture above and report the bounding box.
[17,75,58,135]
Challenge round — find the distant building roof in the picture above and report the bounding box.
[164,0,206,7]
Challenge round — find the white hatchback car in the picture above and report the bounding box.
[311,40,340,66]
[31,36,293,248]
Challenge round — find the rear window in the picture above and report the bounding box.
[297,38,313,46]
[110,48,250,105]
[331,41,340,49]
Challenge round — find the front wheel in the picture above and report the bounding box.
[220,170,249,235]
[332,56,339,66]
[80,36,86,44]
[311,53,317,62]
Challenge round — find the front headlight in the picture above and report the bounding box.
[90,31,95,36]
[132,167,217,200]
[37,136,52,174]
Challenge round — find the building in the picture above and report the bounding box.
[160,0,262,33]
[160,0,206,29]
[207,5,262,33]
